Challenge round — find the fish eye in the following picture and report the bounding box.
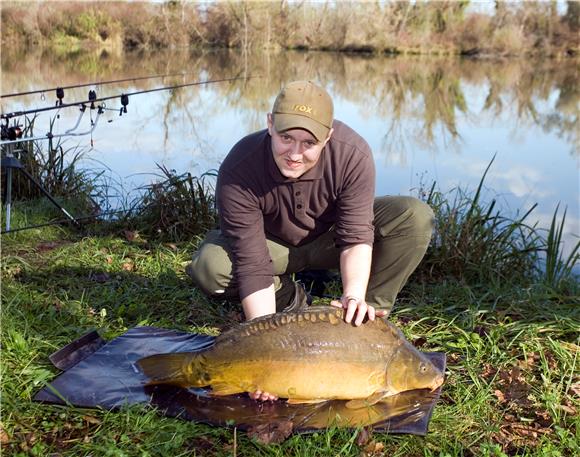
[420,363,426,373]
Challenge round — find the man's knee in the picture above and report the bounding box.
[186,243,233,297]
[374,196,434,238]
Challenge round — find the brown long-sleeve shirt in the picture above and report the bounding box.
[216,120,376,300]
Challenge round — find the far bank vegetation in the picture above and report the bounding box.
[1,1,578,57]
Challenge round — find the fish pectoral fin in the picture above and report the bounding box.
[345,391,392,410]
[286,398,328,405]
[210,382,243,396]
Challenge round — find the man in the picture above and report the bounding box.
[187,80,433,332]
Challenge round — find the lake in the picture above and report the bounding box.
[1,47,578,257]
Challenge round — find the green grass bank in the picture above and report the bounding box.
[1,157,579,455]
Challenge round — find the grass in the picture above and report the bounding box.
[1,166,579,455]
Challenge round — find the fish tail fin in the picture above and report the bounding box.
[137,353,206,388]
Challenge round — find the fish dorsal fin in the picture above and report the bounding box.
[215,306,345,344]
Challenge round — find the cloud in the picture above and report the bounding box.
[461,160,552,199]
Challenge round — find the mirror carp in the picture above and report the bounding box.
[137,306,444,408]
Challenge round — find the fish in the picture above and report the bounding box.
[137,306,444,408]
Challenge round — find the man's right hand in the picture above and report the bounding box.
[249,390,278,401]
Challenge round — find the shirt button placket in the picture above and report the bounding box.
[294,185,304,214]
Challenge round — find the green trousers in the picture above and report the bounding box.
[186,196,433,314]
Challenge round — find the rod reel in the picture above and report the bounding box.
[120,94,129,116]
[56,87,65,106]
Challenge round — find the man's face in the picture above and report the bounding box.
[267,113,332,179]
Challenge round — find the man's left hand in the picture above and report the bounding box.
[330,296,388,326]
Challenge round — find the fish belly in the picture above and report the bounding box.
[209,360,386,400]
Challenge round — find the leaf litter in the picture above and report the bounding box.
[480,348,578,452]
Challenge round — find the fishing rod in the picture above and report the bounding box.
[0,75,256,146]
[0,71,202,99]
[1,75,253,121]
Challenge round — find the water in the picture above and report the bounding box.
[1,48,578,257]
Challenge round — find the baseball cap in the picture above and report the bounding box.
[272,81,334,142]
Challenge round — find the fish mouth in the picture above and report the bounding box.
[429,374,445,391]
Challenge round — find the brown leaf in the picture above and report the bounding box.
[556,404,577,415]
[363,440,385,456]
[481,364,497,379]
[504,413,516,422]
[105,256,113,264]
[356,427,371,446]
[166,243,178,251]
[122,261,134,272]
[123,230,138,242]
[0,425,10,444]
[447,352,462,364]
[569,382,580,397]
[83,415,101,425]
[534,409,552,427]
[412,337,427,348]
[518,352,539,370]
[510,366,524,382]
[494,389,506,403]
[544,351,558,371]
[247,421,293,444]
[37,241,60,252]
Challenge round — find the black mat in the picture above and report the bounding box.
[34,326,445,435]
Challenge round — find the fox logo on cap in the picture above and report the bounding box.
[293,104,314,114]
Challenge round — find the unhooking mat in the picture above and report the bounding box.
[34,326,446,435]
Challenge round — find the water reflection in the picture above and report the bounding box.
[146,382,441,432]
[1,47,578,248]
[2,47,578,157]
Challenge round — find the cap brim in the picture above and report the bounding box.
[273,114,330,142]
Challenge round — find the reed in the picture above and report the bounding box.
[418,157,542,285]
[128,165,218,241]
[543,205,580,292]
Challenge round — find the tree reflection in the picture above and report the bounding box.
[1,47,578,160]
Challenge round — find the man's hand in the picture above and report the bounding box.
[249,390,278,401]
[330,296,388,326]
